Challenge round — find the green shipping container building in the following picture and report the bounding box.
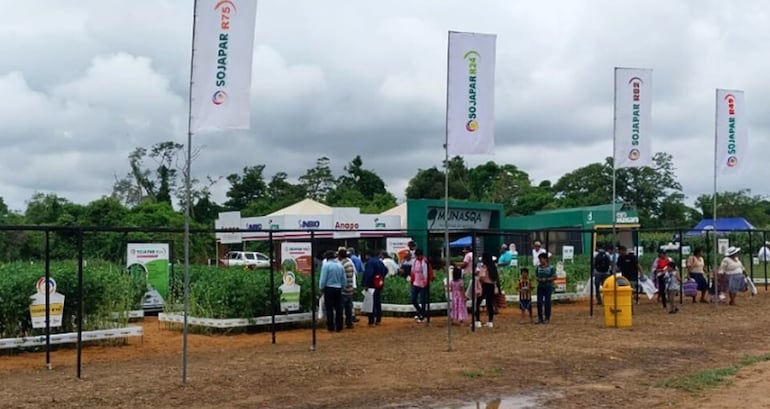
[501,203,640,257]
[403,199,505,258]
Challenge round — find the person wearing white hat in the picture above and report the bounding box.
[719,246,746,305]
[532,241,546,266]
[758,242,770,263]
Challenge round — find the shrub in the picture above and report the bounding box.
[0,260,141,339]
[184,266,320,319]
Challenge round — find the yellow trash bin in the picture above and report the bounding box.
[602,273,633,328]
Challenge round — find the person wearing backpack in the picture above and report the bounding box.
[593,246,612,305]
[363,250,388,326]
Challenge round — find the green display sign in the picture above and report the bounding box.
[127,243,170,307]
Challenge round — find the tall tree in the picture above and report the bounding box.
[0,197,8,219]
[553,152,684,227]
[404,156,470,200]
[224,165,267,210]
[299,157,336,201]
[327,156,396,212]
[695,190,770,228]
[190,187,222,225]
[150,141,183,205]
[552,163,612,208]
[325,187,397,214]
[467,162,533,214]
[79,197,131,260]
[23,193,85,258]
[614,152,683,226]
[0,197,25,260]
[445,156,470,200]
[112,141,184,207]
[405,167,445,199]
[656,192,699,228]
[511,181,557,216]
[335,155,387,200]
[24,193,82,225]
[264,172,306,213]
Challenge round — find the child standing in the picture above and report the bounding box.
[449,267,468,325]
[665,262,681,314]
[517,268,533,323]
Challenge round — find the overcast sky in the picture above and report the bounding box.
[1,0,768,212]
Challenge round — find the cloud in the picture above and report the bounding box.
[0,51,185,210]
[0,0,769,215]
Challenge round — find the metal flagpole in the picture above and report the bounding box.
[443,31,452,352]
[182,0,199,384]
[762,231,770,292]
[612,164,618,327]
[611,68,619,329]
[712,89,719,309]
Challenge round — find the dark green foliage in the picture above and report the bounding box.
[0,261,141,339]
[355,273,449,305]
[186,267,319,319]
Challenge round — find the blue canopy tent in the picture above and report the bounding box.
[684,218,755,237]
[448,236,472,248]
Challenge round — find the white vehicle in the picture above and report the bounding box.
[220,251,271,269]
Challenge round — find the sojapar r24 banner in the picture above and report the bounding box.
[446,31,497,155]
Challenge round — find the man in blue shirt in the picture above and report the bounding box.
[363,250,388,326]
[319,250,345,332]
[347,247,365,273]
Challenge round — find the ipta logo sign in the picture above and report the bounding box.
[298,220,321,229]
[627,76,643,161]
[247,223,263,230]
[724,93,738,167]
[374,218,386,228]
[211,0,237,105]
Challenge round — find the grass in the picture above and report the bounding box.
[460,367,504,379]
[461,370,483,379]
[657,352,770,394]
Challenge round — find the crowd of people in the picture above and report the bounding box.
[317,242,436,332]
[317,240,558,332]
[317,239,770,332]
[592,241,767,311]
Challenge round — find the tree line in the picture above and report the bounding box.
[1,141,769,261]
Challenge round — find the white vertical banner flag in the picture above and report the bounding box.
[446,31,497,155]
[190,0,257,133]
[715,89,748,176]
[613,67,652,168]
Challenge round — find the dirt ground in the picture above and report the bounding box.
[2,291,770,409]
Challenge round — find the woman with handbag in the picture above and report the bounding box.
[686,248,709,303]
[719,247,746,306]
